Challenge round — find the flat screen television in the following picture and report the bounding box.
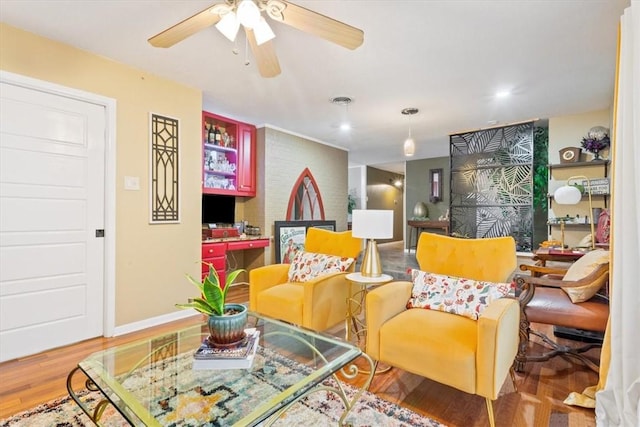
[202,194,235,226]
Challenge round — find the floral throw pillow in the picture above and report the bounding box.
[406,269,512,320]
[287,251,355,283]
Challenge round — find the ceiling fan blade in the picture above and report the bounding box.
[148,4,222,48]
[246,28,281,78]
[277,1,364,50]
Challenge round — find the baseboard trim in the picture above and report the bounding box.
[112,309,199,337]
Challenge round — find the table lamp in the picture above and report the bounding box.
[351,209,394,277]
[553,175,595,250]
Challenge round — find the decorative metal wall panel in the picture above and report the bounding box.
[150,113,180,223]
[450,122,534,251]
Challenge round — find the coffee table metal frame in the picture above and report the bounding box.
[67,311,374,426]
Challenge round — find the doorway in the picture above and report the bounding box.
[0,71,116,361]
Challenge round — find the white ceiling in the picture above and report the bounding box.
[0,0,628,174]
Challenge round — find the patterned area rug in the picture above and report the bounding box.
[1,347,446,427]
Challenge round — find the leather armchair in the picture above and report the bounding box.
[249,228,362,332]
[366,232,519,427]
[514,259,609,373]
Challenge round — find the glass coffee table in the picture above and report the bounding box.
[67,311,374,426]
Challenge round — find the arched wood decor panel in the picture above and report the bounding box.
[286,168,326,220]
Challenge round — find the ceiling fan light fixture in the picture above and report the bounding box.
[264,0,287,21]
[148,0,364,79]
[254,17,276,45]
[210,3,233,15]
[237,0,261,28]
[215,11,240,42]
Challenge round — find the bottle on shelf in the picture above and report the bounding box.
[208,123,216,144]
[214,126,222,146]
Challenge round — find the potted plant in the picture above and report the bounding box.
[347,194,357,215]
[176,263,247,347]
[581,127,610,161]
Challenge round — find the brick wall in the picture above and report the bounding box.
[244,126,348,266]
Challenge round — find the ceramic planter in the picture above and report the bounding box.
[207,303,248,347]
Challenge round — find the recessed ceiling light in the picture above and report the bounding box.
[340,123,351,131]
[495,90,511,98]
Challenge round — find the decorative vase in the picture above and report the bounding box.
[590,149,601,161]
[413,202,428,218]
[207,303,248,347]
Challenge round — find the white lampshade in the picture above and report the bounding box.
[237,0,261,28]
[403,137,415,157]
[216,12,240,41]
[553,185,582,205]
[351,210,394,239]
[253,17,275,45]
[352,209,394,277]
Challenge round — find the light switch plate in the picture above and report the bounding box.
[124,176,140,190]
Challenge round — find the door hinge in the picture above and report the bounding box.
[95,229,105,237]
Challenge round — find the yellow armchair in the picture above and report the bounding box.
[249,228,362,332]
[366,232,519,427]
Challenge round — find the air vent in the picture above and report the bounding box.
[330,96,353,105]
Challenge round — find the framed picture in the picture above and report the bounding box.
[307,220,336,231]
[429,168,443,203]
[274,220,336,263]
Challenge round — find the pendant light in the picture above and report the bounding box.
[402,107,419,157]
[330,96,353,131]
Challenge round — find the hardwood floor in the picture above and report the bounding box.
[0,284,600,426]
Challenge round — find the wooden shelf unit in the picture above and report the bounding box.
[547,159,610,242]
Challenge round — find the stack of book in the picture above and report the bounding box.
[192,328,260,370]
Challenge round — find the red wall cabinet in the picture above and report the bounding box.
[202,111,256,197]
[236,123,256,195]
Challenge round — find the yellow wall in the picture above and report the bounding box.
[0,24,202,326]
[549,109,612,247]
[549,109,612,164]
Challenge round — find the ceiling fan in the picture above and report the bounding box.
[148,0,364,78]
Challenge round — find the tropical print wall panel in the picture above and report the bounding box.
[449,122,534,251]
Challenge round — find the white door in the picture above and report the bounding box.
[0,81,105,362]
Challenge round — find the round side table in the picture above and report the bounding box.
[344,272,393,344]
[345,272,393,375]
